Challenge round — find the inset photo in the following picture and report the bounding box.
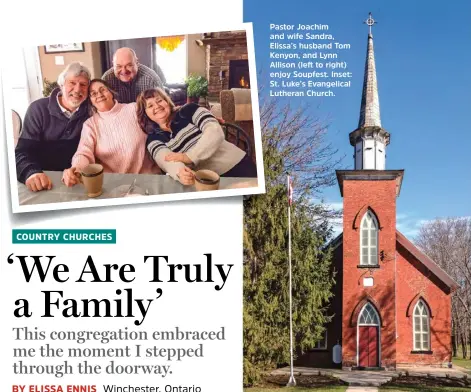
[3,23,264,213]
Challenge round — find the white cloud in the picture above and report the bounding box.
[326,200,343,237]
[327,201,344,211]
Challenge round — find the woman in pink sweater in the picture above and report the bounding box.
[62,79,158,186]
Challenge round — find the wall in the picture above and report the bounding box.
[395,243,452,365]
[204,31,248,99]
[38,41,102,84]
[187,34,206,77]
[341,178,398,369]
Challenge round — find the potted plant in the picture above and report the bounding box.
[185,74,208,104]
[43,78,59,97]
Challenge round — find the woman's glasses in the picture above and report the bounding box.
[90,86,109,99]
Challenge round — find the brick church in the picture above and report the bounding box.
[297,14,459,370]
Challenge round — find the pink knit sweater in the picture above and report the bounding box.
[72,102,158,174]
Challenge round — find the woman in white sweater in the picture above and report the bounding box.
[136,88,257,185]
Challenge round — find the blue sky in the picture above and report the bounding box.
[244,0,471,238]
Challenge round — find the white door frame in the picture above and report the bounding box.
[23,46,43,102]
[356,302,381,368]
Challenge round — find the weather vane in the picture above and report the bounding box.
[363,12,377,35]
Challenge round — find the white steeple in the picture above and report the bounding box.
[349,13,390,170]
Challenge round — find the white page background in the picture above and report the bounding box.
[0,1,244,391]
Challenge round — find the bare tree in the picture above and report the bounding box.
[416,217,471,358]
[258,96,344,232]
[260,96,343,194]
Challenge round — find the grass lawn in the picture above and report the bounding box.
[453,348,471,371]
[453,356,471,370]
[244,387,347,392]
[381,387,470,392]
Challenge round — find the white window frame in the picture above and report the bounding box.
[413,300,430,351]
[360,211,379,266]
[313,330,327,350]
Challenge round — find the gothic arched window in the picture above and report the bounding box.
[360,211,378,266]
[413,300,430,351]
[358,302,380,325]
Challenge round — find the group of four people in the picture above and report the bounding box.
[16,48,257,192]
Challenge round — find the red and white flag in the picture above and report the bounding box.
[288,176,293,206]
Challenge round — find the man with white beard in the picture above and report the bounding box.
[15,62,91,192]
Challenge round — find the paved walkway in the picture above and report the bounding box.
[397,364,469,378]
[346,387,378,392]
[271,365,470,387]
[271,367,393,386]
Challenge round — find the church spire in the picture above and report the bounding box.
[349,12,390,170]
[358,13,381,128]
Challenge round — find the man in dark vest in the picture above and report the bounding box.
[15,62,91,192]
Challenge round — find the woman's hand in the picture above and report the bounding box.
[177,167,195,186]
[165,152,193,165]
[62,167,81,187]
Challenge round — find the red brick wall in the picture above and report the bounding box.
[342,179,398,368]
[395,243,452,365]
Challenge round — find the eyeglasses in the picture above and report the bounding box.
[90,86,109,98]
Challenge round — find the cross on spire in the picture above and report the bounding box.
[358,13,381,129]
[363,12,377,35]
[348,11,390,171]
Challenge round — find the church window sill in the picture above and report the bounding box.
[357,265,380,269]
[410,350,433,354]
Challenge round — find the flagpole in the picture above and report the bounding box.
[287,175,296,387]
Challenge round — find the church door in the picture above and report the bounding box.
[358,302,380,368]
[358,326,379,367]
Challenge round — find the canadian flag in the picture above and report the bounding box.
[288,176,293,206]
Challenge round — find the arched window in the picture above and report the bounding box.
[413,300,430,351]
[360,211,378,265]
[358,302,380,325]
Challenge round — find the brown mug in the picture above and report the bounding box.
[79,164,104,198]
[194,169,220,191]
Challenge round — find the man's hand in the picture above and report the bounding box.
[177,167,195,186]
[62,167,81,187]
[25,173,52,192]
[165,152,193,165]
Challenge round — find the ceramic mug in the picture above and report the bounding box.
[194,169,220,191]
[80,164,104,198]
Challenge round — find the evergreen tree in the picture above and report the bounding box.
[243,99,339,385]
